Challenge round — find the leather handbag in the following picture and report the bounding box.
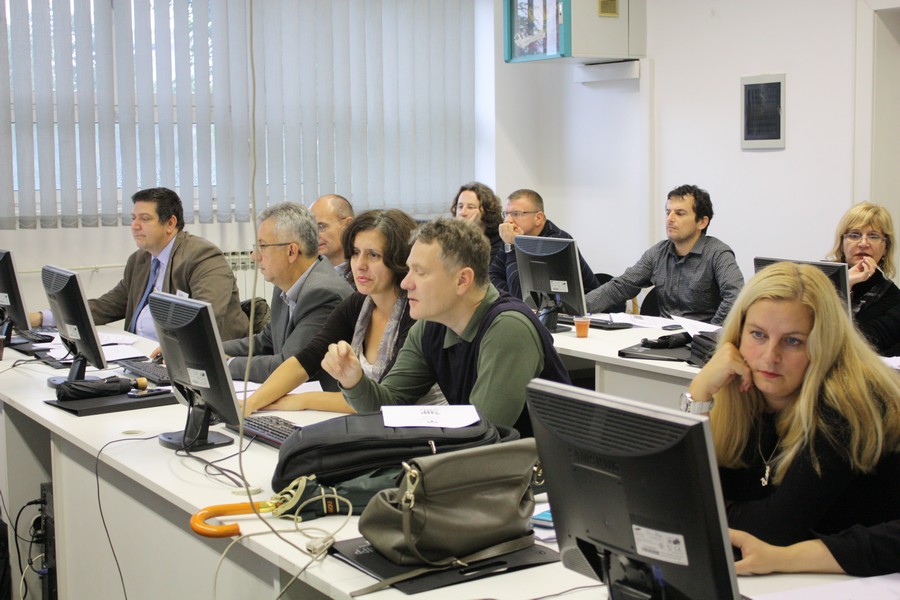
[353,438,539,595]
[272,411,516,490]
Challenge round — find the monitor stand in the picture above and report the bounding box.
[159,402,233,451]
[46,353,100,388]
[537,302,570,333]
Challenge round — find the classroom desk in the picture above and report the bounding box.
[0,334,853,599]
[553,325,700,410]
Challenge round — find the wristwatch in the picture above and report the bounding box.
[680,392,713,414]
[504,243,513,253]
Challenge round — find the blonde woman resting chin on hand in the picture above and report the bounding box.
[688,262,900,548]
[243,209,442,415]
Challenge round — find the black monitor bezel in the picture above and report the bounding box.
[514,235,587,332]
[527,379,740,600]
[41,265,108,385]
[0,250,33,344]
[753,257,850,318]
[148,291,241,451]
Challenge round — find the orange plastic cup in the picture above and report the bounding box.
[573,316,590,338]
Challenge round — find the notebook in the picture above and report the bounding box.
[45,391,178,416]
[330,537,558,594]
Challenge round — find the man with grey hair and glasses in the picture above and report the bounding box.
[223,202,352,382]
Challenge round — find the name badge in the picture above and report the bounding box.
[175,290,190,298]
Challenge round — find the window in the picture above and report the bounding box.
[0,0,477,230]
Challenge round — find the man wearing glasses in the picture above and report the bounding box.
[223,202,352,382]
[489,188,599,300]
[585,184,743,325]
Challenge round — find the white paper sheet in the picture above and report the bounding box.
[751,573,900,599]
[381,405,480,428]
[231,379,323,398]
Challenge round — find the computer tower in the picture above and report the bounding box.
[39,483,57,600]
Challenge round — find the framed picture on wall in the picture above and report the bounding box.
[503,0,571,62]
[741,74,786,149]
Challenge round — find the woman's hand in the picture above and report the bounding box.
[848,256,877,288]
[689,342,752,401]
[729,529,844,575]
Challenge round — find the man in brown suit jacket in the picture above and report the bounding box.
[31,187,248,341]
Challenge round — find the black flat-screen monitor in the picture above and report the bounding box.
[42,266,107,387]
[527,379,740,600]
[753,257,850,318]
[148,291,241,451]
[0,250,33,345]
[515,235,586,332]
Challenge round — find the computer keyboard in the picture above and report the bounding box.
[226,415,301,448]
[116,358,171,386]
[14,326,57,344]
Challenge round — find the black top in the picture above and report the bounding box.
[817,520,900,576]
[719,409,900,546]
[485,225,504,266]
[420,293,571,437]
[293,292,414,382]
[851,270,900,356]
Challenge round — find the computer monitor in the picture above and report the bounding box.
[753,257,850,317]
[0,250,33,345]
[148,291,241,451]
[514,235,587,332]
[527,379,740,600]
[41,266,107,387]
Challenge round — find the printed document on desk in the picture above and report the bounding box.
[752,573,900,599]
[231,379,323,397]
[38,333,146,362]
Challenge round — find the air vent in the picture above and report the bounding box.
[148,295,200,329]
[599,0,619,17]
[529,388,686,455]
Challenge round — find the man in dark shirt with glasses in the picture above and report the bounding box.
[488,188,599,300]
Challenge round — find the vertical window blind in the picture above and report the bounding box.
[0,0,476,230]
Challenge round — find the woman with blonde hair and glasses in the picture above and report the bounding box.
[827,201,900,355]
[687,262,900,547]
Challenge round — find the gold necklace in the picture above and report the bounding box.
[757,426,778,487]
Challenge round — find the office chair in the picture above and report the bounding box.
[241,297,270,334]
[640,287,660,317]
[593,273,626,313]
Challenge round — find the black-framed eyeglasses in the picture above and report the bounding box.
[843,231,887,244]
[502,210,538,219]
[251,242,293,253]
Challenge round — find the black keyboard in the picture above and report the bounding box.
[116,358,171,385]
[13,326,57,344]
[226,415,301,448]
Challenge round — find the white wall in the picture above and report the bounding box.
[491,0,861,281]
[7,0,882,312]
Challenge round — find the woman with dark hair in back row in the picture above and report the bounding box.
[243,208,443,413]
[450,181,505,264]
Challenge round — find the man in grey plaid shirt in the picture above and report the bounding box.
[585,184,743,325]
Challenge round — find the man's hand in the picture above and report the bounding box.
[321,340,364,389]
[498,222,524,246]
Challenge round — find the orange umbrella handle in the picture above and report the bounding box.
[191,501,279,537]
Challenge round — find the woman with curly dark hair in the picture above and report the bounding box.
[450,181,504,264]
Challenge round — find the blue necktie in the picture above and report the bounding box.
[130,258,161,333]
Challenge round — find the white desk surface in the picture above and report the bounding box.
[0,331,855,599]
[552,324,700,380]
